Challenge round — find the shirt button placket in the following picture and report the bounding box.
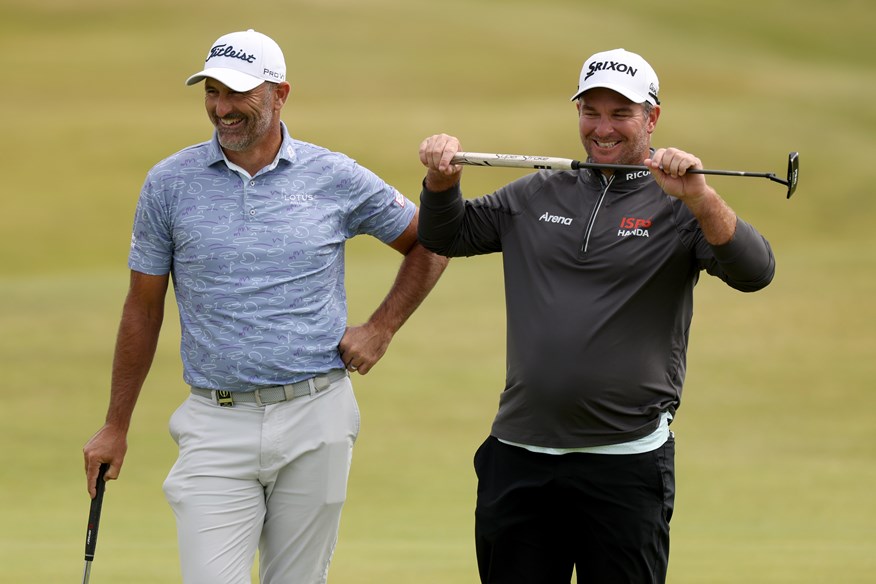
[246,179,257,220]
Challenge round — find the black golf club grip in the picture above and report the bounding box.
[84,463,109,561]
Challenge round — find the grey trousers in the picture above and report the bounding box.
[163,376,360,584]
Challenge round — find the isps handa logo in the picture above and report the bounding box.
[618,216,652,238]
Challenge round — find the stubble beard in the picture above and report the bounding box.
[585,128,652,167]
[215,90,275,152]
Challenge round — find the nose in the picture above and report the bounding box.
[212,94,233,118]
[593,115,615,137]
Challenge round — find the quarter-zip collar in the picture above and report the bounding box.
[577,150,657,196]
[576,151,657,256]
[580,173,613,255]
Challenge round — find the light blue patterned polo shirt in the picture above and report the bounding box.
[129,123,415,391]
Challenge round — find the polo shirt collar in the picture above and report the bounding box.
[205,121,299,169]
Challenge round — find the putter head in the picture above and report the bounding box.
[786,151,799,198]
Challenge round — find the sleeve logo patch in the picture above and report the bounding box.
[393,191,406,208]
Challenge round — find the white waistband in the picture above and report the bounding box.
[499,411,673,455]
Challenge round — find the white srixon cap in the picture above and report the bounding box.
[570,48,660,105]
[186,29,286,92]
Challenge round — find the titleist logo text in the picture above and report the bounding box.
[207,44,256,64]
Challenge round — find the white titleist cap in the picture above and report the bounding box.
[570,48,660,105]
[185,29,286,92]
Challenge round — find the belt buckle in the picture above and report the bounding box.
[215,390,234,407]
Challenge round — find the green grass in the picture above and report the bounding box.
[1,0,875,582]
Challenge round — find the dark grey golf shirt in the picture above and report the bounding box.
[418,167,775,448]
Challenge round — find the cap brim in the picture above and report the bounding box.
[570,83,649,104]
[185,68,264,92]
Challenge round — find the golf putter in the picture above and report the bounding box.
[451,151,800,198]
[82,463,109,584]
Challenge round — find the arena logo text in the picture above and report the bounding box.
[539,212,573,226]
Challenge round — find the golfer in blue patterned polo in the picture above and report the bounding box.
[83,29,448,584]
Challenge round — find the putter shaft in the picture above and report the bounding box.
[450,151,799,198]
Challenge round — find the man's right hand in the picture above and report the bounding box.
[83,424,128,498]
[419,133,464,192]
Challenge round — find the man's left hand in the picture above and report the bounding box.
[338,323,392,375]
[645,147,712,204]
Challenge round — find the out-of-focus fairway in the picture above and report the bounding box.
[2,0,874,582]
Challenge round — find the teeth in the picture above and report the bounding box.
[596,141,618,148]
[220,118,241,126]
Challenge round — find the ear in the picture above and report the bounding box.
[274,82,291,110]
[647,105,661,134]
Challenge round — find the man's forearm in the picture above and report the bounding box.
[105,295,165,432]
[685,187,737,245]
[367,243,448,334]
[417,182,466,256]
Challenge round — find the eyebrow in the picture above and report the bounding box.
[580,103,637,114]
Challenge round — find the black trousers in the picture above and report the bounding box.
[474,435,675,584]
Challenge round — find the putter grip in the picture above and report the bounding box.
[84,463,109,561]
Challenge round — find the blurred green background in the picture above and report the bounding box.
[2,0,874,582]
